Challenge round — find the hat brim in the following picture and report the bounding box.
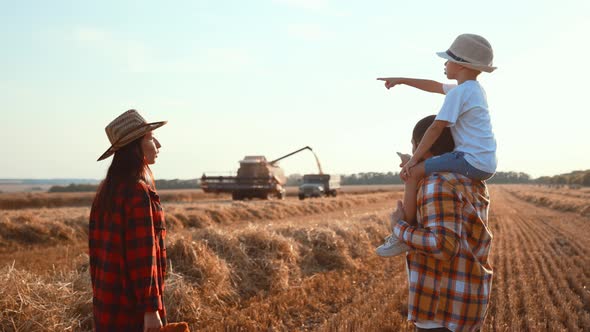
[97,121,167,161]
[436,51,497,73]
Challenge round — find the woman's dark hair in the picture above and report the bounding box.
[94,137,146,212]
[412,115,455,156]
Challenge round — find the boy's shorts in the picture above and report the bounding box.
[424,151,494,181]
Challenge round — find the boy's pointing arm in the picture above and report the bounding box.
[376,77,445,94]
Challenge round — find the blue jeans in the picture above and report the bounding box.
[424,151,494,181]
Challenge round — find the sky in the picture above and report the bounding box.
[1,0,589,180]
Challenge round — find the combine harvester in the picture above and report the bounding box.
[201,146,324,200]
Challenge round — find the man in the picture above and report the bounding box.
[388,115,493,332]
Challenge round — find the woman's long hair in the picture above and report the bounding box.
[94,137,150,212]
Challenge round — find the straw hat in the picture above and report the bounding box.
[97,109,167,161]
[436,34,497,73]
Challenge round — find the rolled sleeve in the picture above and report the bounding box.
[394,220,458,261]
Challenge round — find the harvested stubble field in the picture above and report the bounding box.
[0,185,399,210]
[1,184,589,331]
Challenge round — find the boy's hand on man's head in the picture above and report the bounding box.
[377,77,404,90]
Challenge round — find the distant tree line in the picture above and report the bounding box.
[341,172,403,185]
[534,170,590,186]
[49,183,99,193]
[154,179,199,189]
[289,170,589,186]
[486,172,531,184]
[45,170,590,192]
[285,173,404,186]
[48,179,199,192]
[340,171,534,185]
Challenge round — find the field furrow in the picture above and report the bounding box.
[487,186,590,331]
[486,214,509,331]
[522,216,590,330]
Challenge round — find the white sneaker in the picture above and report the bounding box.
[376,234,410,257]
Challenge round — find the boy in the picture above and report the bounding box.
[376,33,497,257]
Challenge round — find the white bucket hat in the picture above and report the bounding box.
[97,109,167,161]
[436,34,497,73]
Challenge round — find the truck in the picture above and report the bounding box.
[201,146,315,200]
[298,174,341,200]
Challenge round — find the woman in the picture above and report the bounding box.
[89,109,168,332]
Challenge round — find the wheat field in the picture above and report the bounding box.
[0,185,589,331]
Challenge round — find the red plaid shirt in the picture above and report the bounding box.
[394,172,493,332]
[89,180,167,331]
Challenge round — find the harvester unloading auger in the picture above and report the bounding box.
[200,146,324,200]
[269,146,323,174]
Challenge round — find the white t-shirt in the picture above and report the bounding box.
[437,81,497,173]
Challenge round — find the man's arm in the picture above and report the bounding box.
[376,77,445,94]
[392,175,461,261]
[393,221,459,261]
